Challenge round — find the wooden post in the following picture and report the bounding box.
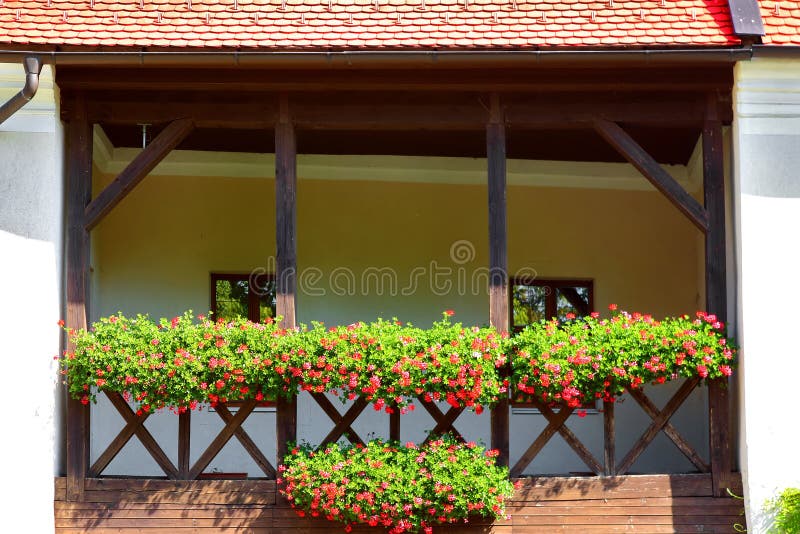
[703,94,731,497]
[603,399,616,476]
[487,94,510,467]
[178,411,191,479]
[65,93,93,501]
[275,95,298,465]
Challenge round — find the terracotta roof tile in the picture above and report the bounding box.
[0,0,743,49]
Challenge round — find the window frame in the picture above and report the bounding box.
[210,272,276,324]
[509,277,597,412]
[509,277,594,332]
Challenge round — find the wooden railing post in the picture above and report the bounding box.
[487,94,510,467]
[603,399,616,476]
[65,93,93,501]
[703,93,731,497]
[275,94,298,465]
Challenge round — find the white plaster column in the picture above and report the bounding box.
[0,61,64,532]
[733,57,800,532]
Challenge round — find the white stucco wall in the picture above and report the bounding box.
[734,57,800,532]
[0,62,63,532]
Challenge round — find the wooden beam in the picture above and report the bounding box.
[189,399,257,480]
[311,393,365,448]
[617,378,700,475]
[533,399,604,475]
[510,405,575,477]
[487,94,510,468]
[214,404,276,478]
[178,411,191,480]
[703,94,732,497]
[627,387,710,473]
[105,392,179,480]
[317,397,368,449]
[88,409,151,478]
[84,117,194,230]
[275,95,298,465]
[65,93,92,502]
[603,399,616,476]
[593,119,709,232]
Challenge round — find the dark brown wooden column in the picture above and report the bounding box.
[703,94,731,497]
[275,95,298,465]
[487,94,510,467]
[65,93,93,501]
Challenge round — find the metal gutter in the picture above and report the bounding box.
[0,56,42,125]
[750,45,800,58]
[0,48,752,69]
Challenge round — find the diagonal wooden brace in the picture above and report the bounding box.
[189,399,257,479]
[626,385,710,473]
[315,394,368,449]
[103,391,178,479]
[532,398,603,475]
[214,403,276,478]
[89,394,152,477]
[510,404,574,477]
[617,377,701,475]
[593,119,709,233]
[418,396,465,444]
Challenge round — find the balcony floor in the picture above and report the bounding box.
[55,473,744,533]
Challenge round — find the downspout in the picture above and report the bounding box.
[0,56,42,126]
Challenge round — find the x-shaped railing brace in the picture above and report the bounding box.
[510,398,603,477]
[312,393,367,450]
[90,391,178,479]
[418,397,466,444]
[617,377,708,474]
[92,392,276,480]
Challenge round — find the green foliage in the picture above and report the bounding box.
[510,308,735,408]
[61,311,505,413]
[278,437,515,533]
[60,306,736,414]
[768,488,800,533]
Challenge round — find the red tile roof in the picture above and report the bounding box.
[761,1,800,44]
[0,0,740,49]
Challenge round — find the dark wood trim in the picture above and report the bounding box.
[275,94,298,464]
[627,387,710,473]
[188,399,258,480]
[487,94,510,468]
[603,399,616,476]
[105,392,179,479]
[65,93,93,502]
[210,272,276,323]
[58,67,735,95]
[311,393,366,448]
[178,411,191,480]
[703,94,732,496]
[418,398,466,444]
[390,405,401,442]
[214,404,276,478]
[509,278,594,330]
[532,398,603,475]
[593,119,710,233]
[88,408,151,478]
[84,117,194,231]
[510,405,575,477]
[316,396,369,449]
[616,378,701,475]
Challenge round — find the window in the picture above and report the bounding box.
[211,273,276,323]
[511,278,593,331]
[511,278,596,411]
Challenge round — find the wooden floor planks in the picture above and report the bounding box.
[54,474,745,533]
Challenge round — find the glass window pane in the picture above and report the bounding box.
[556,286,590,320]
[215,279,249,321]
[256,277,277,322]
[513,284,547,328]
